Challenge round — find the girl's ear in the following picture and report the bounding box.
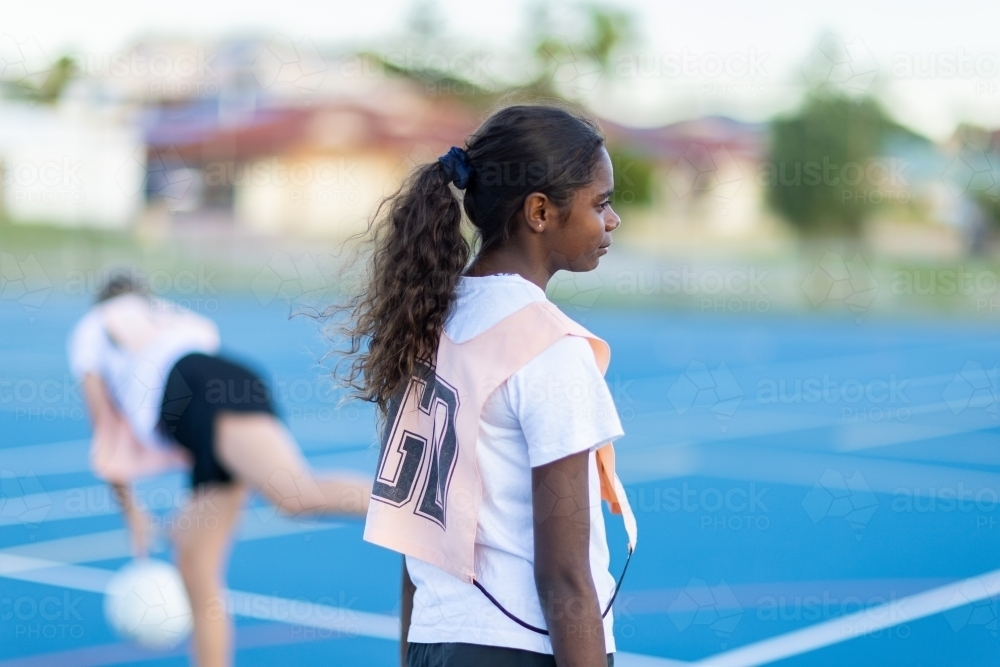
[523,192,553,233]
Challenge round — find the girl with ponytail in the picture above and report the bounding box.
[334,104,633,667]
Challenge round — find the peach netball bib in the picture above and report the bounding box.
[363,299,637,584]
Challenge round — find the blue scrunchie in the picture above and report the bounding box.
[438,146,473,190]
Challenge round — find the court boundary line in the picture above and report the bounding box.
[689,566,1000,666]
[1,554,998,666]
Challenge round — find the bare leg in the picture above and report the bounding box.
[173,483,246,667]
[215,412,371,517]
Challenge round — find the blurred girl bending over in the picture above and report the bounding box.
[69,273,371,667]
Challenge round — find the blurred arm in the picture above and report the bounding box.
[81,372,119,430]
[81,373,152,557]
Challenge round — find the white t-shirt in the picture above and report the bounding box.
[405,274,625,654]
[67,294,221,449]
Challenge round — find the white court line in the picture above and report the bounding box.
[0,439,90,476]
[1,553,996,667]
[0,552,399,637]
[0,553,686,666]
[0,513,344,565]
[7,442,998,530]
[227,590,398,639]
[0,554,112,593]
[690,567,1000,667]
[0,363,972,480]
[0,438,369,478]
[0,464,365,527]
[617,439,1000,494]
[623,398,1000,455]
[617,654,693,667]
[834,419,1000,454]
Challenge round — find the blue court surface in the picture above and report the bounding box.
[2,293,999,666]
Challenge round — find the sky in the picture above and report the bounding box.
[4,0,1000,140]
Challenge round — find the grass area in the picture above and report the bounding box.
[5,217,1000,322]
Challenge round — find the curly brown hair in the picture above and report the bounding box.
[329,104,606,419]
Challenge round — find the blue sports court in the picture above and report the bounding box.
[2,293,997,666]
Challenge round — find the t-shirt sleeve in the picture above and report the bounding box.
[67,309,108,380]
[506,335,625,468]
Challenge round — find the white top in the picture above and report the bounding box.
[67,293,221,449]
[405,274,625,654]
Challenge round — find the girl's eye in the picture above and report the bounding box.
[598,200,611,211]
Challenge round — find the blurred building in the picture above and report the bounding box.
[0,35,990,248]
[604,116,768,237]
[0,100,144,229]
[141,83,475,238]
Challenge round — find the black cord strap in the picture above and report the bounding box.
[473,546,634,636]
[473,580,550,634]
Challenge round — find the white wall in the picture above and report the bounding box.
[233,152,401,238]
[0,101,145,228]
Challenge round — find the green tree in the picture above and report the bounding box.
[950,124,1000,232]
[4,55,77,104]
[608,148,654,207]
[526,3,632,100]
[764,89,898,235]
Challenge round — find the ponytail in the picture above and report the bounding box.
[332,159,469,416]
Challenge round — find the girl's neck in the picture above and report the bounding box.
[465,251,552,291]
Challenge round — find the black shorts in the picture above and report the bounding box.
[158,352,277,488]
[406,643,614,667]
